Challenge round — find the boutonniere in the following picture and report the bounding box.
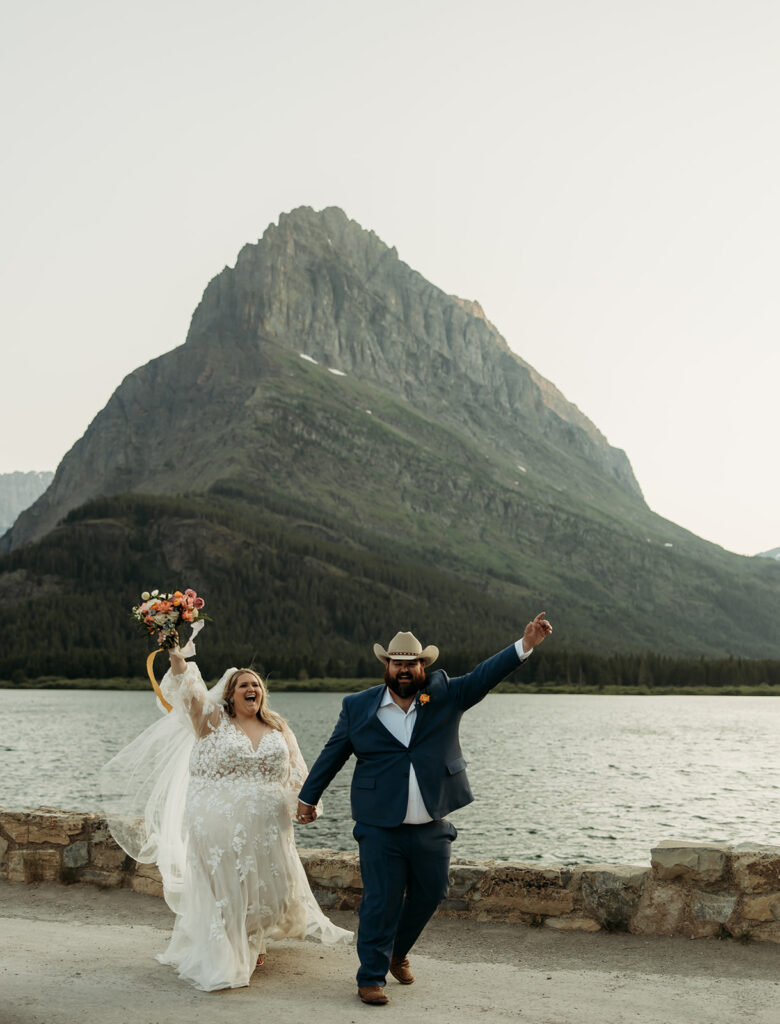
[418,693,431,705]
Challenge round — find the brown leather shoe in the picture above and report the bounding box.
[389,955,414,985]
[358,986,389,1005]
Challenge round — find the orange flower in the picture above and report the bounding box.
[181,608,194,622]
[418,693,430,705]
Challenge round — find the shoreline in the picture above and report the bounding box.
[4,677,780,696]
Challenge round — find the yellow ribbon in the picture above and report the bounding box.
[146,648,173,713]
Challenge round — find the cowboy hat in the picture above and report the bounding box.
[373,631,439,667]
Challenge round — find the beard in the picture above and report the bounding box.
[385,665,425,699]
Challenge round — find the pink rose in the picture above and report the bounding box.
[194,597,204,609]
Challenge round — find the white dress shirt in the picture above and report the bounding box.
[376,688,433,823]
[376,640,533,825]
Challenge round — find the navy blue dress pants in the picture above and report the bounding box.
[352,819,457,988]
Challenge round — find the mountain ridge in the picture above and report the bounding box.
[2,207,640,553]
[1,206,779,669]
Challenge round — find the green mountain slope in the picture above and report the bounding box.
[1,207,779,675]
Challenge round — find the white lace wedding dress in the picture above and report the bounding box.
[101,661,351,991]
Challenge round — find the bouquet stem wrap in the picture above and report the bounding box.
[146,650,173,712]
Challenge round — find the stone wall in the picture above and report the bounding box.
[2,807,780,942]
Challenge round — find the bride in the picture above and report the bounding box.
[101,643,352,991]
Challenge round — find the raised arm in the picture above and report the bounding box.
[452,612,553,711]
[169,649,187,677]
[162,652,222,737]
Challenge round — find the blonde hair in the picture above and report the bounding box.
[223,668,288,733]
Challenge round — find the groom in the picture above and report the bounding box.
[297,612,552,1005]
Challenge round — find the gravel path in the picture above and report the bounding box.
[2,881,779,1023]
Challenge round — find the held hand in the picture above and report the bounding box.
[522,611,553,652]
[296,800,317,825]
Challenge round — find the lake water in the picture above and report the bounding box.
[1,689,778,865]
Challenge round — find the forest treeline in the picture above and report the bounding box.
[1,492,779,689]
[4,649,780,691]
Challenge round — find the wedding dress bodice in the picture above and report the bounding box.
[190,717,291,785]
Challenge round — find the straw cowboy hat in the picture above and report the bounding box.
[373,631,439,667]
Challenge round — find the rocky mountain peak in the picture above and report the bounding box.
[3,207,642,551]
[186,206,641,493]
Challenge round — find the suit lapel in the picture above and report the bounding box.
[409,673,444,745]
[409,703,425,745]
[361,685,407,747]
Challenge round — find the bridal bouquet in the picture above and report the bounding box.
[131,588,207,649]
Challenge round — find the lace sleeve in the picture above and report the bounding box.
[159,661,222,737]
[284,726,324,820]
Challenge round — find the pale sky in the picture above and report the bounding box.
[2,0,778,556]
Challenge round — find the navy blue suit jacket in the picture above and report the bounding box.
[298,644,522,827]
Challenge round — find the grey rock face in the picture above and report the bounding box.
[191,206,640,492]
[3,206,641,551]
[0,471,53,535]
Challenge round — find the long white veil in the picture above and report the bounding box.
[99,640,235,912]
